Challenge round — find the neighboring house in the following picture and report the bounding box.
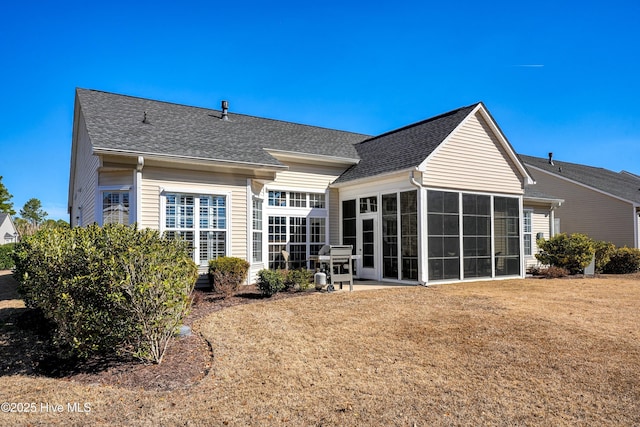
[521,154,640,249]
[0,213,18,244]
[69,88,558,284]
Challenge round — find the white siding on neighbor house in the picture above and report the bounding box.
[422,112,524,194]
[140,167,248,259]
[530,168,636,247]
[72,110,100,226]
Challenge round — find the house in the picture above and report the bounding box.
[521,154,640,249]
[69,88,558,284]
[0,213,18,244]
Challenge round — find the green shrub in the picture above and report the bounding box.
[535,233,595,275]
[594,241,616,273]
[208,257,250,297]
[12,224,197,363]
[603,247,640,274]
[284,268,313,291]
[256,269,285,297]
[0,243,16,269]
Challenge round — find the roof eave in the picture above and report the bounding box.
[92,147,288,171]
[264,148,360,166]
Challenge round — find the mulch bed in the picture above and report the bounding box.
[1,281,315,392]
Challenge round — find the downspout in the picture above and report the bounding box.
[409,170,427,286]
[549,200,563,236]
[135,156,144,226]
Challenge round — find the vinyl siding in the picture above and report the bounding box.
[99,170,132,187]
[140,167,248,258]
[525,207,552,268]
[422,112,524,194]
[531,168,635,247]
[72,109,99,226]
[272,162,346,190]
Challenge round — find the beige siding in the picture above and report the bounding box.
[531,169,635,247]
[140,167,248,258]
[72,110,99,226]
[99,170,132,187]
[526,207,551,268]
[423,112,524,194]
[329,188,340,245]
[272,162,346,190]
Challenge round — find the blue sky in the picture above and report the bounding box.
[1,0,639,220]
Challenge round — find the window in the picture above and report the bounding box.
[102,191,130,225]
[523,210,532,256]
[427,190,460,281]
[494,197,520,276]
[268,190,286,207]
[289,192,307,208]
[360,196,377,213]
[342,200,357,254]
[164,193,227,265]
[309,193,326,208]
[252,198,263,262]
[267,215,326,269]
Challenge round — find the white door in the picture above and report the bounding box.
[358,215,378,279]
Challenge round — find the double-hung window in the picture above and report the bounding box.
[164,193,227,266]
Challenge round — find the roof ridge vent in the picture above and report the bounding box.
[221,100,229,121]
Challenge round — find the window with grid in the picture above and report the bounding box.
[252,198,263,262]
[268,190,287,207]
[462,194,492,278]
[309,193,325,208]
[427,190,460,281]
[289,192,307,208]
[164,193,226,266]
[102,191,130,225]
[523,210,532,256]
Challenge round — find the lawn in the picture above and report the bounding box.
[1,272,639,426]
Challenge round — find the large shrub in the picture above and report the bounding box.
[12,224,197,363]
[594,241,616,273]
[208,256,250,297]
[0,243,16,269]
[535,233,595,275]
[603,247,640,274]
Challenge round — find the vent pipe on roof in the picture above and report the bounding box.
[548,152,554,166]
[221,100,229,121]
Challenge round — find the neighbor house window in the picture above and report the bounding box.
[164,193,227,265]
[523,210,532,256]
[102,191,130,225]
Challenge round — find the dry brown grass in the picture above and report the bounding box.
[1,272,639,426]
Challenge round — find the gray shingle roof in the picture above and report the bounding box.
[333,103,480,183]
[523,186,563,202]
[76,89,369,167]
[521,154,640,204]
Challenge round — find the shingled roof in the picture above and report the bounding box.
[333,103,480,183]
[76,89,368,168]
[521,154,640,204]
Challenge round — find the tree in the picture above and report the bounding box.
[0,176,15,216]
[19,198,47,226]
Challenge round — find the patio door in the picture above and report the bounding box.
[358,215,378,279]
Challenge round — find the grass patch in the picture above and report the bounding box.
[1,272,639,425]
